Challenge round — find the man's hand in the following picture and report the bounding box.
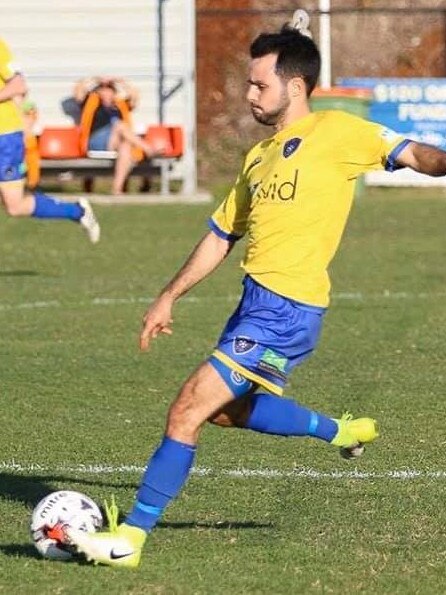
[139,294,174,351]
[138,231,234,351]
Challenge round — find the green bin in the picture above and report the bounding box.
[310,88,371,197]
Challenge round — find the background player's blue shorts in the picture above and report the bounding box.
[0,131,26,182]
[212,275,326,395]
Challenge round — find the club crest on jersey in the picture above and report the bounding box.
[233,336,257,354]
[283,137,301,158]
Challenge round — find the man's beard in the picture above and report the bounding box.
[250,91,290,127]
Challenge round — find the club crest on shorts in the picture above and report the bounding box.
[233,336,257,354]
[283,137,301,158]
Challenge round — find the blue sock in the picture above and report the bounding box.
[32,192,83,221]
[125,436,196,532]
[246,393,337,442]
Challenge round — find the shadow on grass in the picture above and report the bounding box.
[158,520,273,530]
[0,543,43,560]
[0,543,92,564]
[0,473,136,509]
[0,270,39,277]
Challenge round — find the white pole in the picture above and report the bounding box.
[319,0,331,89]
[182,0,197,194]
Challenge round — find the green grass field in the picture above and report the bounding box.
[0,187,445,594]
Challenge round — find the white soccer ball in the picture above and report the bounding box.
[30,490,103,560]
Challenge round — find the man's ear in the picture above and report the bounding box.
[289,77,306,98]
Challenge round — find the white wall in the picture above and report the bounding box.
[2,0,190,134]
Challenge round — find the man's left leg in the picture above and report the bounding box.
[207,358,378,452]
[211,393,378,450]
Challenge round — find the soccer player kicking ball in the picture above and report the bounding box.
[0,38,100,243]
[68,22,446,567]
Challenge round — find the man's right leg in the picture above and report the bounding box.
[67,361,237,567]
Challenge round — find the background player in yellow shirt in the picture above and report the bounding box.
[0,38,100,243]
[68,23,446,567]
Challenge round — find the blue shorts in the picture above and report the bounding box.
[88,124,113,151]
[0,131,26,182]
[212,276,326,395]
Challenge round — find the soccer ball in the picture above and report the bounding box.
[340,443,365,459]
[30,490,103,560]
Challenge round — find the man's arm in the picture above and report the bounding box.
[0,73,27,103]
[139,231,235,350]
[396,141,446,177]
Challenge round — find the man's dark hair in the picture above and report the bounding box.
[250,26,321,96]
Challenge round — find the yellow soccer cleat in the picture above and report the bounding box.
[331,412,379,459]
[67,498,146,568]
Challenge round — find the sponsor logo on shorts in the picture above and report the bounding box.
[233,336,257,355]
[261,348,287,371]
[230,370,246,385]
[257,348,288,381]
[283,137,302,158]
[230,370,253,389]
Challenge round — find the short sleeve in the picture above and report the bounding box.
[0,39,19,82]
[208,167,251,241]
[340,113,409,176]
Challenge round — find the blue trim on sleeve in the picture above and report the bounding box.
[207,218,242,242]
[385,139,412,172]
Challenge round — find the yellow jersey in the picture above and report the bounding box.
[0,38,24,134]
[210,110,408,307]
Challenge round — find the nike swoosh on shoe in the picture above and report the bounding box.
[110,548,135,560]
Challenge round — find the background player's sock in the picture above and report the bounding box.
[246,393,337,441]
[125,436,196,532]
[32,192,83,221]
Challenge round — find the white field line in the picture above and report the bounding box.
[1,461,446,480]
[0,291,445,313]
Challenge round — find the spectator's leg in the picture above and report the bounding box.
[112,140,134,195]
[82,177,95,193]
[139,176,152,192]
[109,121,158,157]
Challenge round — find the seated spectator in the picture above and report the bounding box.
[73,76,159,195]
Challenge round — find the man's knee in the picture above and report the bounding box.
[208,397,253,428]
[166,380,205,437]
[3,199,25,217]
